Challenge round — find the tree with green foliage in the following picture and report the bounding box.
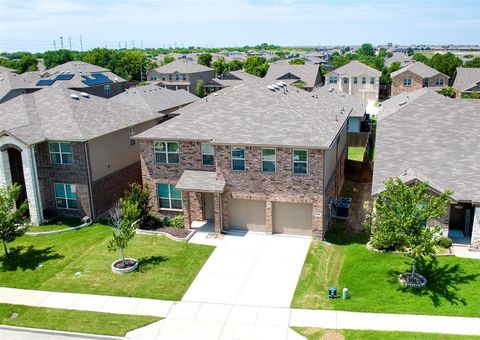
[289,58,305,65]
[195,80,205,98]
[429,52,462,78]
[212,57,228,76]
[243,56,269,77]
[107,197,140,267]
[462,91,480,99]
[357,43,375,57]
[406,47,414,56]
[331,54,350,68]
[439,87,456,98]
[122,183,151,228]
[197,53,212,67]
[227,59,243,71]
[43,49,75,69]
[380,61,401,85]
[364,178,451,282]
[161,55,175,65]
[0,184,29,257]
[464,57,480,68]
[412,53,429,64]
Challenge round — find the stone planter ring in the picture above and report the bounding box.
[111,258,139,274]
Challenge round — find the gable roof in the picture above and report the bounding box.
[265,63,321,88]
[0,87,161,145]
[152,60,213,74]
[452,67,480,92]
[109,85,199,114]
[390,61,449,79]
[135,82,349,149]
[219,70,262,87]
[328,61,381,77]
[312,86,367,118]
[0,71,42,103]
[384,53,414,68]
[0,66,17,73]
[372,89,480,203]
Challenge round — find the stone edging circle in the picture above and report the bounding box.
[25,221,93,236]
[111,258,139,274]
[135,228,196,242]
[366,241,453,256]
[398,272,427,289]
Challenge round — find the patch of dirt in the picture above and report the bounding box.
[340,180,373,234]
[322,330,345,340]
[113,259,137,269]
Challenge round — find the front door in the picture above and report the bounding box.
[449,203,474,236]
[203,193,214,221]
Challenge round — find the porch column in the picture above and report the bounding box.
[0,150,12,187]
[182,191,191,229]
[472,206,480,244]
[348,77,352,95]
[213,193,222,233]
[338,78,343,92]
[21,146,43,226]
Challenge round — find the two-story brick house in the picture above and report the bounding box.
[390,62,450,96]
[0,87,169,225]
[135,82,351,237]
[147,60,222,94]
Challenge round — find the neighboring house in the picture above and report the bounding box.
[452,67,480,98]
[34,61,127,99]
[147,60,222,94]
[109,85,199,124]
[0,71,42,103]
[217,70,261,88]
[325,61,381,101]
[265,63,322,91]
[135,82,349,237]
[390,62,450,96]
[0,66,17,73]
[0,87,164,225]
[384,52,413,68]
[372,89,480,245]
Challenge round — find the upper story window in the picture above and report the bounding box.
[362,77,366,84]
[329,76,337,84]
[157,183,182,210]
[201,143,214,166]
[175,72,179,81]
[129,127,136,146]
[154,141,179,164]
[403,78,412,86]
[104,84,111,95]
[54,183,77,209]
[423,79,429,87]
[343,77,348,84]
[293,149,308,175]
[49,142,72,165]
[231,147,245,171]
[370,77,375,84]
[262,148,276,173]
[182,74,187,81]
[168,74,173,80]
[353,77,358,84]
[162,75,167,81]
[435,78,444,86]
[150,73,157,81]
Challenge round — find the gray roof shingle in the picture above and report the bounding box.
[265,63,321,88]
[328,60,381,77]
[153,60,213,74]
[391,62,449,79]
[312,86,367,118]
[452,67,480,92]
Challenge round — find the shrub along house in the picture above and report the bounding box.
[135,82,350,237]
[372,88,480,245]
[0,87,167,225]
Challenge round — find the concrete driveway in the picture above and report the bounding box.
[182,231,311,308]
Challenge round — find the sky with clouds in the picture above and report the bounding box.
[0,0,479,52]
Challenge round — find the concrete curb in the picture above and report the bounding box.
[136,228,196,242]
[0,324,123,339]
[25,221,93,236]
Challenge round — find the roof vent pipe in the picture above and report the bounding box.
[80,92,89,98]
[70,94,80,100]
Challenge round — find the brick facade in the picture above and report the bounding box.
[391,70,450,96]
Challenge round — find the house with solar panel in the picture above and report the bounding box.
[0,87,175,225]
[34,61,127,98]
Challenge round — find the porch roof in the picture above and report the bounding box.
[175,170,226,193]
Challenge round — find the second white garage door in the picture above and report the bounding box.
[273,202,312,236]
[229,199,266,232]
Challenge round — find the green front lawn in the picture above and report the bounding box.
[28,217,82,233]
[348,147,365,162]
[292,327,480,340]
[0,303,160,336]
[0,224,213,300]
[292,226,480,317]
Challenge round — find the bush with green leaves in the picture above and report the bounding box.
[437,236,453,249]
[123,183,151,228]
[0,184,29,256]
[163,215,185,229]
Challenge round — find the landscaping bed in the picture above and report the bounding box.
[27,217,82,233]
[140,227,191,238]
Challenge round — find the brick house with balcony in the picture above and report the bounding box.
[0,87,191,225]
[135,82,352,237]
[391,62,450,96]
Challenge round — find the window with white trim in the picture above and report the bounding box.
[343,77,348,84]
[129,127,136,146]
[370,77,375,84]
[362,77,366,84]
[157,183,182,210]
[329,75,337,84]
[154,141,179,164]
[353,77,358,84]
[435,78,444,86]
[201,143,214,166]
[231,147,245,171]
[54,183,78,209]
[104,84,111,95]
[403,78,412,86]
[262,148,276,173]
[150,73,157,81]
[49,142,72,164]
[293,149,308,175]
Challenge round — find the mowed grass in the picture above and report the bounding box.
[292,327,480,340]
[28,217,82,233]
[291,226,480,317]
[0,303,160,336]
[0,224,213,300]
[347,147,365,162]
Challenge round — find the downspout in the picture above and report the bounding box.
[84,142,95,220]
[29,145,44,223]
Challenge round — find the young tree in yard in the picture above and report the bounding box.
[161,55,175,65]
[123,183,151,228]
[0,184,29,257]
[212,57,227,77]
[195,80,205,98]
[365,178,451,283]
[197,53,212,67]
[107,198,140,267]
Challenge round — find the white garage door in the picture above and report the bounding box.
[273,202,312,236]
[229,199,266,232]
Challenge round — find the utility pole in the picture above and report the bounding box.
[68,36,72,50]
[80,35,83,51]
[53,40,56,50]
[59,36,64,49]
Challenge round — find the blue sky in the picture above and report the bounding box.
[0,0,479,52]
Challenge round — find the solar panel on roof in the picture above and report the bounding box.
[56,74,74,81]
[36,79,56,86]
[81,73,113,86]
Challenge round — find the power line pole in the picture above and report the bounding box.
[68,36,72,50]
[118,42,121,49]
[80,35,83,51]
[59,36,64,49]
